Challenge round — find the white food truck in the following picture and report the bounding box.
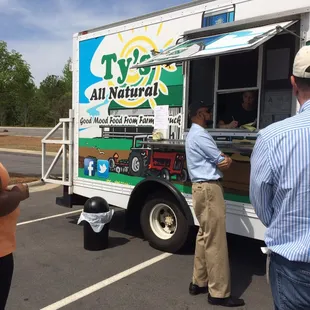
[42,0,310,252]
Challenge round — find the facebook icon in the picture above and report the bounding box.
[84,157,97,177]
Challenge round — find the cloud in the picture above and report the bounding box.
[0,0,188,86]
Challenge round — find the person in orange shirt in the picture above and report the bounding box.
[0,163,29,310]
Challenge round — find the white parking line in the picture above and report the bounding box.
[17,209,83,226]
[41,252,173,310]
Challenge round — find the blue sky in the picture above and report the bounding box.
[0,0,189,85]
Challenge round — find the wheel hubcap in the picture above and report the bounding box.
[149,203,177,240]
[132,157,140,172]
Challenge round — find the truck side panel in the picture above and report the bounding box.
[74,12,204,198]
[235,0,310,20]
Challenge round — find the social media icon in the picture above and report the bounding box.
[97,160,109,179]
[84,157,97,176]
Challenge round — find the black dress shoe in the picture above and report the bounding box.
[208,295,245,307]
[189,282,208,295]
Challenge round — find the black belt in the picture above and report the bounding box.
[195,179,222,183]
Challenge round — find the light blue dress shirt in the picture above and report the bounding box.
[250,100,310,262]
[185,123,224,182]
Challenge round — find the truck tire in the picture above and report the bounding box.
[177,168,188,182]
[140,195,189,253]
[160,168,170,181]
[128,152,146,177]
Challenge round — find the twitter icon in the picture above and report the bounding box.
[97,160,109,179]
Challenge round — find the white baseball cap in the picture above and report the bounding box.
[293,46,310,78]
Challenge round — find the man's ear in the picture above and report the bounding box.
[291,75,298,96]
[290,75,295,86]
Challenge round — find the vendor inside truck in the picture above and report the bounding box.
[217,90,258,129]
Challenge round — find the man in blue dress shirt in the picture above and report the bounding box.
[185,101,245,308]
[250,46,310,309]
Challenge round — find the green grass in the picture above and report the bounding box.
[79,138,132,150]
[78,168,250,203]
[79,168,143,185]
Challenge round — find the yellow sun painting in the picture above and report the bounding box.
[107,23,177,109]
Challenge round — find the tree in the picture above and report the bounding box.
[62,58,72,93]
[38,67,72,125]
[0,41,35,126]
[0,42,73,127]
[59,58,73,119]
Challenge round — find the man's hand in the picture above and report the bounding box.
[11,183,29,201]
[217,154,232,171]
[228,120,239,129]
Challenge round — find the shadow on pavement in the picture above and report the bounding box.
[180,227,266,298]
[107,236,130,248]
[66,208,266,298]
[227,233,266,298]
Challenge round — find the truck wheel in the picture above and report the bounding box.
[128,152,146,177]
[160,168,170,181]
[108,158,115,169]
[140,196,189,253]
[177,169,188,182]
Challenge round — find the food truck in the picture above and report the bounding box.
[41,0,310,252]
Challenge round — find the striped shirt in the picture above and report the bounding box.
[250,99,310,262]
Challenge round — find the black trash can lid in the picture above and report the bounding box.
[84,196,110,213]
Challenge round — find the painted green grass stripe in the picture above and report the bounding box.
[78,169,143,185]
[224,193,250,204]
[78,169,250,203]
[79,138,132,150]
[174,184,250,203]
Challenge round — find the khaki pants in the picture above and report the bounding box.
[192,181,231,298]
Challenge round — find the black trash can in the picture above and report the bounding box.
[82,196,112,251]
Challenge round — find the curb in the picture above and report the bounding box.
[0,148,57,156]
[27,179,46,187]
[7,179,45,189]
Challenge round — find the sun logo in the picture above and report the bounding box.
[106,23,177,109]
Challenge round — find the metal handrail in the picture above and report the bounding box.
[41,109,74,194]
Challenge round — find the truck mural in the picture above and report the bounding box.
[78,131,190,189]
[78,19,192,193]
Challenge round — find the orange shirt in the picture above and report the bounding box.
[0,207,20,257]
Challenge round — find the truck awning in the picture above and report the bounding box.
[131,20,296,69]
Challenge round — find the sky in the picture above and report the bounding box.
[0,0,189,86]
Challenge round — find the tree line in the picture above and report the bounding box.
[0,41,72,127]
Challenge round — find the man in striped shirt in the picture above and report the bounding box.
[250,45,310,310]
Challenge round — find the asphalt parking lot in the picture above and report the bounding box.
[6,185,273,310]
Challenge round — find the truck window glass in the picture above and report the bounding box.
[202,11,235,28]
[187,57,215,129]
[218,49,259,90]
[216,90,258,128]
[259,32,298,128]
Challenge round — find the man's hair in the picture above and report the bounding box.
[294,77,310,91]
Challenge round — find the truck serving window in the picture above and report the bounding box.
[131,20,297,132]
[131,21,296,69]
[215,49,260,129]
[218,49,258,90]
